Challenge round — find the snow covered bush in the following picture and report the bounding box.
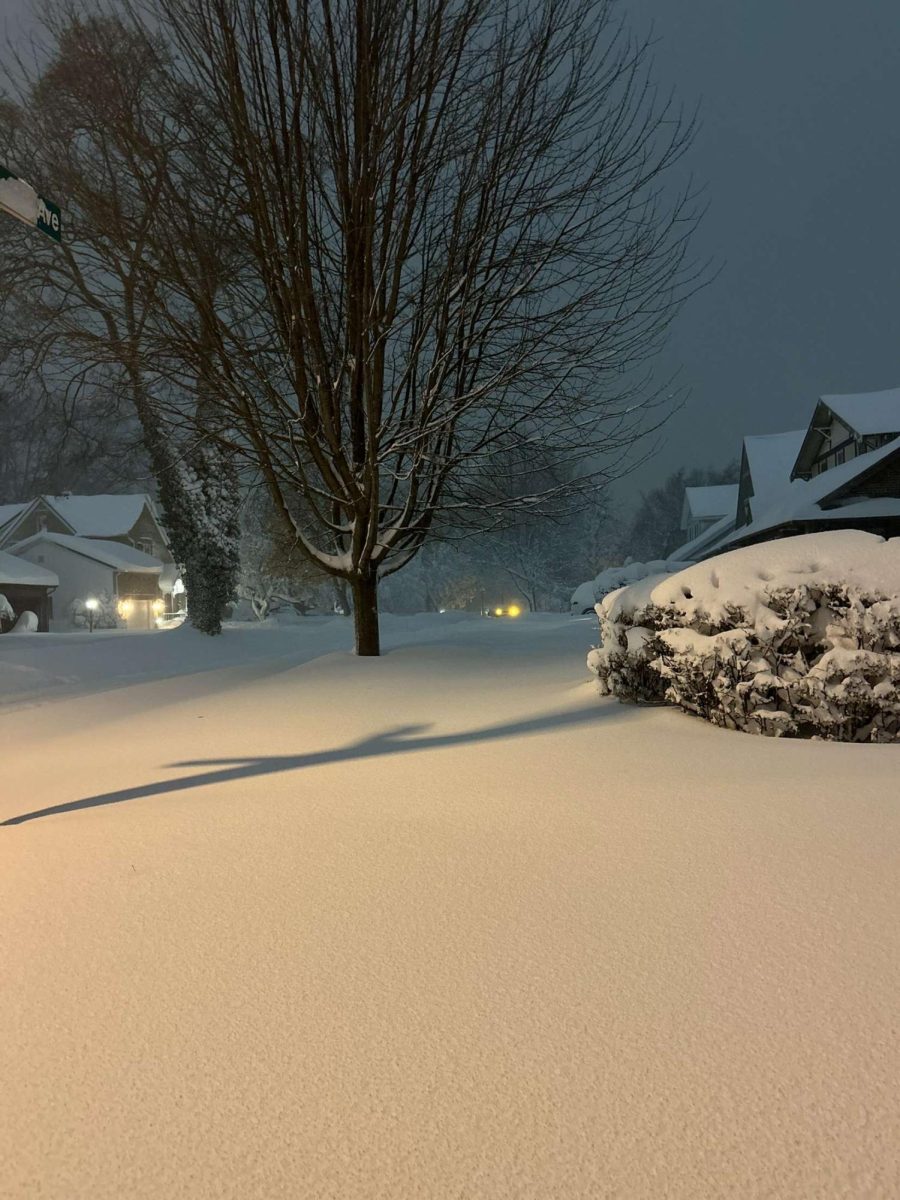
[570,558,691,615]
[588,532,900,741]
[9,610,39,633]
[69,591,119,629]
[0,592,15,631]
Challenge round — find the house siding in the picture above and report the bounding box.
[12,542,117,624]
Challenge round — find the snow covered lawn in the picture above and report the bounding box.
[2,615,898,1198]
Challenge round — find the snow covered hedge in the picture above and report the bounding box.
[587,532,900,741]
[570,558,691,615]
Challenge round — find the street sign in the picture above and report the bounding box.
[0,163,62,243]
[36,195,62,243]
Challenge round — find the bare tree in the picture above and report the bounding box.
[98,0,701,654]
[624,459,739,561]
[0,22,241,633]
[5,0,703,653]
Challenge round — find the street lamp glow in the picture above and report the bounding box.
[85,597,98,633]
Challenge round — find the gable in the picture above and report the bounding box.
[0,498,76,548]
[792,391,900,480]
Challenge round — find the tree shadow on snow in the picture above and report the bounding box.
[2,703,629,825]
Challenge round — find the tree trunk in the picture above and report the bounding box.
[351,568,380,656]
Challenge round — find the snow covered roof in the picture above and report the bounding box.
[0,502,28,533]
[41,493,153,537]
[669,511,737,563]
[9,533,163,573]
[819,386,900,436]
[0,548,59,588]
[682,485,738,522]
[743,431,806,514]
[718,435,900,550]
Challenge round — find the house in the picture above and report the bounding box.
[671,386,900,562]
[0,492,172,560]
[679,484,739,543]
[790,389,900,480]
[7,533,165,630]
[0,549,59,633]
[0,492,182,612]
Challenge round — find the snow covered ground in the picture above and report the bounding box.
[2,614,898,1198]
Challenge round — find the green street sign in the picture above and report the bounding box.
[36,195,62,243]
[0,163,62,244]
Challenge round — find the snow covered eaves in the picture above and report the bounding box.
[716,436,900,552]
[742,431,806,516]
[669,512,737,563]
[819,386,900,436]
[0,548,59,588]
[681,485,738,523]
[0,503,28,536]
[0,497,78,546]
[43,493,154,538]
[8,533,164,573]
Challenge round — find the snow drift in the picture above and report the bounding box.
[588,531,900,740]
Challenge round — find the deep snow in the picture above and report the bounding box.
[1,614,898,1198]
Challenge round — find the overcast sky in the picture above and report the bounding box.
[620,0,900,499]
[3,0,899,505]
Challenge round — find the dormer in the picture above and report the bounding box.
[791,388,900,481]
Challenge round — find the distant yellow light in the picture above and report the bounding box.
[494,607,504,616]
[507,604,521,617]
[152,598,165,615]
[117,598,134,618]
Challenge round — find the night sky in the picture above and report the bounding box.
[4,0,899,504]
[621,0,900,499]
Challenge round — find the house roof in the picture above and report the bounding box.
[41,493,155,537]
[718,435,900,551]
[0,548,59,588]
[9,533,163,573]
[743,431,806,515]
[819,386,900,436]
[670,511,737,563]
[682,485,738,522]
[0,502,28,534]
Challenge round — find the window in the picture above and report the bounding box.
[834,447,845,466]
[137,538,154,555]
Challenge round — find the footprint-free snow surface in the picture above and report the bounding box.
[2,615,898,1198]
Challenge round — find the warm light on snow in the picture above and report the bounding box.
[1,614,898,1197]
